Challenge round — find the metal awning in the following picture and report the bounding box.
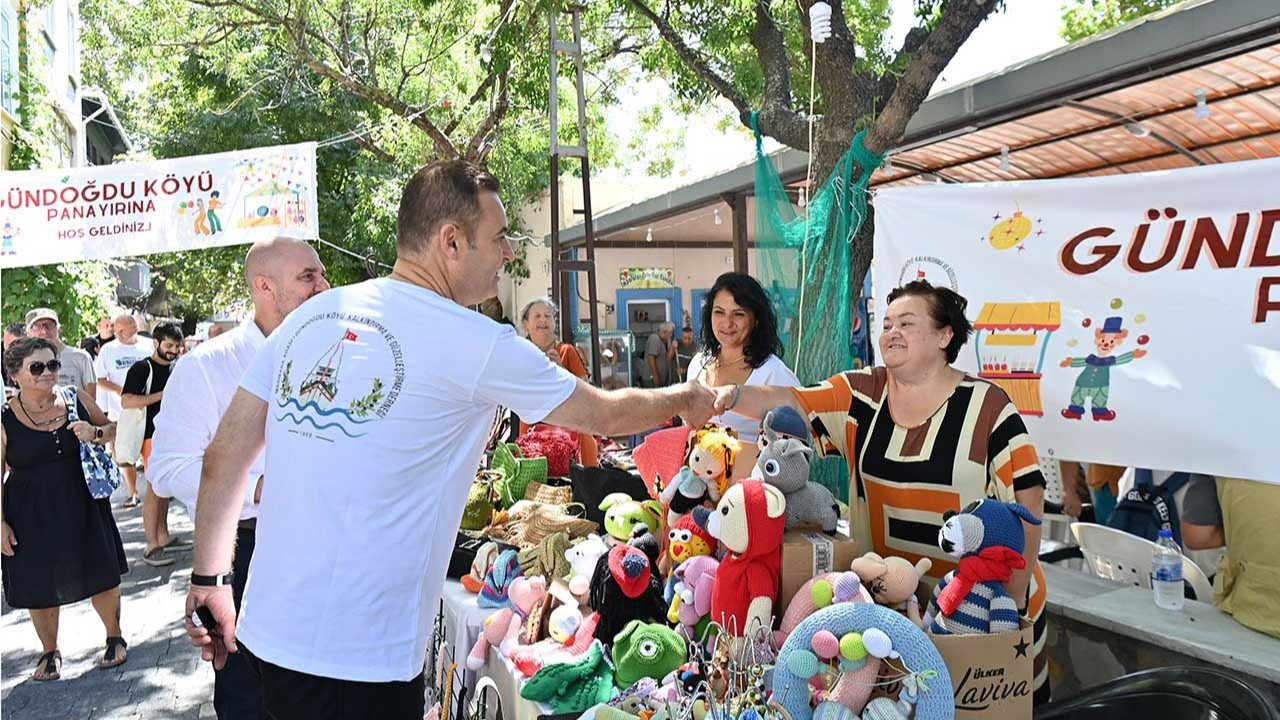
[551,0,1280,248]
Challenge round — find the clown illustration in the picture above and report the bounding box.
[1060,316,1147,421]
[2,222,18,256]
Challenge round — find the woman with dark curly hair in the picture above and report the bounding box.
[2,337,130,680]
[686,272,800,474]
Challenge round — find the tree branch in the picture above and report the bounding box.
[465,74,510,161]
[750,0,810,149]
[865,1,999,154]
[624,0,750,118]
[353,135,394,162]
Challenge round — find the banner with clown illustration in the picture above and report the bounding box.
[872,156,1280,483]
[0,143,318,268]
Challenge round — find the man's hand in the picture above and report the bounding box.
[711,384,738,415]
[678,381,717,429]
[185,585,238,670]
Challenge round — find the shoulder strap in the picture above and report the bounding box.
[1160,471,1192,496]
[62,385,81,423]
[1133,468,1156,489]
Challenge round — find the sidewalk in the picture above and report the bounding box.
[1,478,215,719]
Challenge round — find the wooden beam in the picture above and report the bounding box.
[730,193,749,274]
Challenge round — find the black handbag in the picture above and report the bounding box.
[569,463,652,527]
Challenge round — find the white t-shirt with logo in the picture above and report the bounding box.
[94,338,155,419]
[236,278,579,682]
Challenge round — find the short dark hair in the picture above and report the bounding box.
[396,160,502,254]
[885,280,973,363]
[700,272,783,369]
[4,322,25,338]
[681,326,693,333]
[4,337,57,376]
[152,322,185,346]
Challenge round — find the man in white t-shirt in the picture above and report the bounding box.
[24,308,97,395]
[95,314,156,506]
[185,160,717,719]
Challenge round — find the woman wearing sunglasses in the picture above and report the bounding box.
[1,337,129,680]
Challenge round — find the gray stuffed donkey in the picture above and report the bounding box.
[753,421,840,532]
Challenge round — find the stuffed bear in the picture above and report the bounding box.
[850,552,932,629]
[708,479,787,636]
[754,423,839,532]
[566,534,610,597]
[925,499,1041,635]
[600,493,664,545]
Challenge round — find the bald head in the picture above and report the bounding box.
[244,238,330,334]
[113,314,139,344]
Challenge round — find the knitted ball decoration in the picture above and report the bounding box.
[771,603,952,720]
[478,549,523,608]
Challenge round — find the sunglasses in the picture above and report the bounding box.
[25,360,62,376]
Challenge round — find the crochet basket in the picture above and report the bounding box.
[772,602,953,720]
[492,443,548,507]
[632,425,692,498]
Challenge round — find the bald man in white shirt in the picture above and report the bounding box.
[150,237,329,720]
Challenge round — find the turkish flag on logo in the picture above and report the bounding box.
[343,330,358,342]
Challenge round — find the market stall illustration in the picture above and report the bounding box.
[973,301,1062,417]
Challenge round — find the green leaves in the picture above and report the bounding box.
[1059,0,1180,42]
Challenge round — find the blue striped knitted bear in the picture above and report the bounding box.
[924,499,1040,635]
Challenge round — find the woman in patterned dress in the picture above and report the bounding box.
[710,280,1050,704]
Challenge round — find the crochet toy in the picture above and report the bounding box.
[925,499,1041,636]
[759,405,811,445]
[860,674,920,720]
[508,610,599,678]
[566,533,610,597]
[667,553,719,632]
[612,620,688,688]
[517,531,571,581]
[754,423,839,532]
[467,576,546,669]
[520,640,617,714]
[778,571,873,643]
[666,509,715,566]
[477,549,523,608]
[660,426,739,525]
[772,603,953,720]
[850,552,933,629]
[589,544,668,646]
[708,479,786,637]
[461,540,500,593]
[600,493,664,545]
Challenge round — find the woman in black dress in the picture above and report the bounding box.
[2,337,129,680]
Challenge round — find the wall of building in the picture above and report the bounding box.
[1,0,82,169]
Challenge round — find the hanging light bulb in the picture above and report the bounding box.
[1195,89,1210,121]
[798,187,807,208]
[883,154,894,175]
[645,227,653,243]
[714,208,722,225]
[809,1,832,44]
[999,144,1010,172]
[480,45,492,64]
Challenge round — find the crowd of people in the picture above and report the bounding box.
[0,157,1273,720]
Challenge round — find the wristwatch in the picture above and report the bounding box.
[190,572,235,587]
[94,427,104,441]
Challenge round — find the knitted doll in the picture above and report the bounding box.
[611,620,688,688]
[467,576,546,669]
[759,405,810,445]
[663,509,715,604]
[659,426,739,525]
[925,499,1041,635]
[589,545,668,646]
[754,423,839,532]
[850,552,932,629]
[600,493,664,545]
[708,479,787,636]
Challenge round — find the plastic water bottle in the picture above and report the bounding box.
[1152,529,1185,611]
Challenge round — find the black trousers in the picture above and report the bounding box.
[215,526,265,720]
[253,651,425,720]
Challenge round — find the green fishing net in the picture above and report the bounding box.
[752,111,883,501]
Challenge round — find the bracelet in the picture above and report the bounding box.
[727,383,742,411]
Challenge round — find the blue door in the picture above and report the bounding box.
[690,288,710,340]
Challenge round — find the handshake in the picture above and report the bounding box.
[676,380,742,428]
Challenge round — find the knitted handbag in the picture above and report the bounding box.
[62,386,123,500]
[525,477,574,506]
[461,472,501,531]
[492,444,548,507]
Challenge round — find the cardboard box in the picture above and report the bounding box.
[778,528,858,611]
[930,619,1034,719]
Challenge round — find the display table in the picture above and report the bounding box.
[439,579,497,694]
[477,650,556,720]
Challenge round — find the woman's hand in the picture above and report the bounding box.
[1,521,16,556]
[68,421,98,444]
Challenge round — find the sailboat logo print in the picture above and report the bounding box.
[274,322,397,440]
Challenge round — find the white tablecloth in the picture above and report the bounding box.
[440,579,497,697]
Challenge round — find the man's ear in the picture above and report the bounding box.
[438,222,465,257]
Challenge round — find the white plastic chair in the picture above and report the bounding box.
[1069,522,1214,602]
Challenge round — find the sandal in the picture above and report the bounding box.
[163,536,192,549]
[122,496,139,508]
[33,650,61,681]
[142,546,175,567]
[99,636,128,669]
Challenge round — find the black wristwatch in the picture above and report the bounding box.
[191,572,235,587]
[94,427,104,441]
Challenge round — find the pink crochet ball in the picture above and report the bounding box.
[811,630,840,660]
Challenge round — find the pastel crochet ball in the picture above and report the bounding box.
[839,632,866,661]
[811,580,835,608]
[811,630,840,660]
[834,573,862,602]
[786,649,820,679]
[862,628,893,659]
